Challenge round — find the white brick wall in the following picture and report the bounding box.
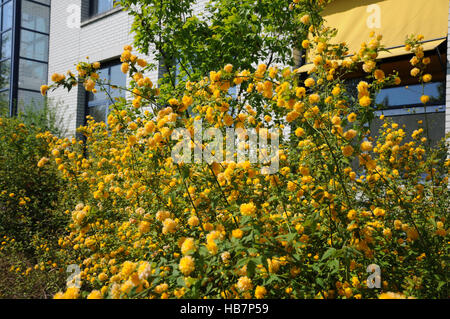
[47,1,159,136]
[47,0,210,136]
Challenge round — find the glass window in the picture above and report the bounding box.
[345,76,446,148]
[18,59,48,91]
[88,104,108,123]
[0,89,9,115]
[87,62,126,123]
[88,67,109,103]
[2,1,12,31]
[17,89,45,114]
[370,111,445,148]
[0,59,10,89]
[109,63,126,98]
[90,0,117,17]
[20,30,49,62]
[1,30,11,59]
[22,0,50,33]
[375,82,445,109]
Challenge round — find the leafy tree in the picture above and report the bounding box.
[117,0,327,92]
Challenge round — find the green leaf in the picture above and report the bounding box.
[321,247,336,261]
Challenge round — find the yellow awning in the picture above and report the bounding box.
[298,38,446,73]
[321,0,449,55]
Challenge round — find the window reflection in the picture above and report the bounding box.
[0,90,9,115]
[1,30,11,59]
[0,59,10,89]
[370,112,445,148]
[375,82,445,109]
[17,89,45,114]
[2,1,12,31]
[87,62,126,123]
[22,0,50,33]
[20,30,49,62]
[18,59,48,91]
[90,0,117,17]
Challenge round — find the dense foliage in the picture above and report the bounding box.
[1,0,448,299]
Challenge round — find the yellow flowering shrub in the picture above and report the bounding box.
[3,1,447,299]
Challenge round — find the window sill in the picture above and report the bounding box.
[81,7,123,28]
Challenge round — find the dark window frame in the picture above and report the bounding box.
[89,0,117,18]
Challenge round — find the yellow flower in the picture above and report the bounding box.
[300,14,310,24]
[138,220,150,234]
[342,145,354,157]
[296,87,306,98]
[362,61,375,73]
[182,95,193,108]
[286,111,299,123]
[63,287,79,299]
[301,40,309,49]
[347,112,357,122]
[237,276,252,291]
[179,256,195,275]
[343,129,357,140]
[84,79,95,91]
[40,85,49,96]
[379,292,408,299]
[98,272,108,281]
[120,261,136,278]
[422,74,432,83]
[347,209,356,220]
[156,210,171,221]
[304,78,315,87]
[181,238,196,255]
[224,64,233,73]
[87,290,102,299]
[37,157,49,167]
[240,202,256,216]
[406,228,419,241]
[206,240,218,254]
[344,287,353,298]
[420,95,429,104]
[374,69,385,81]
[351,277,360,287]
[360,141,373,152]
[188,215,199,227]
[295,127,305,137]
[308,94,320,104]
[154,283,168,294]
[137,59,147,67]
[410,67,420,77]
[331,86,341,96]
[51,73,65,82]
[359,96,371,107]
[121,62,130,74]
[121,50,132,61]
[232,229,243,239]
[162,218,177,234]
[255,286,267,299]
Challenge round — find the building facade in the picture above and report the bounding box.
[40,0,450,142]
[0,0,50,117]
